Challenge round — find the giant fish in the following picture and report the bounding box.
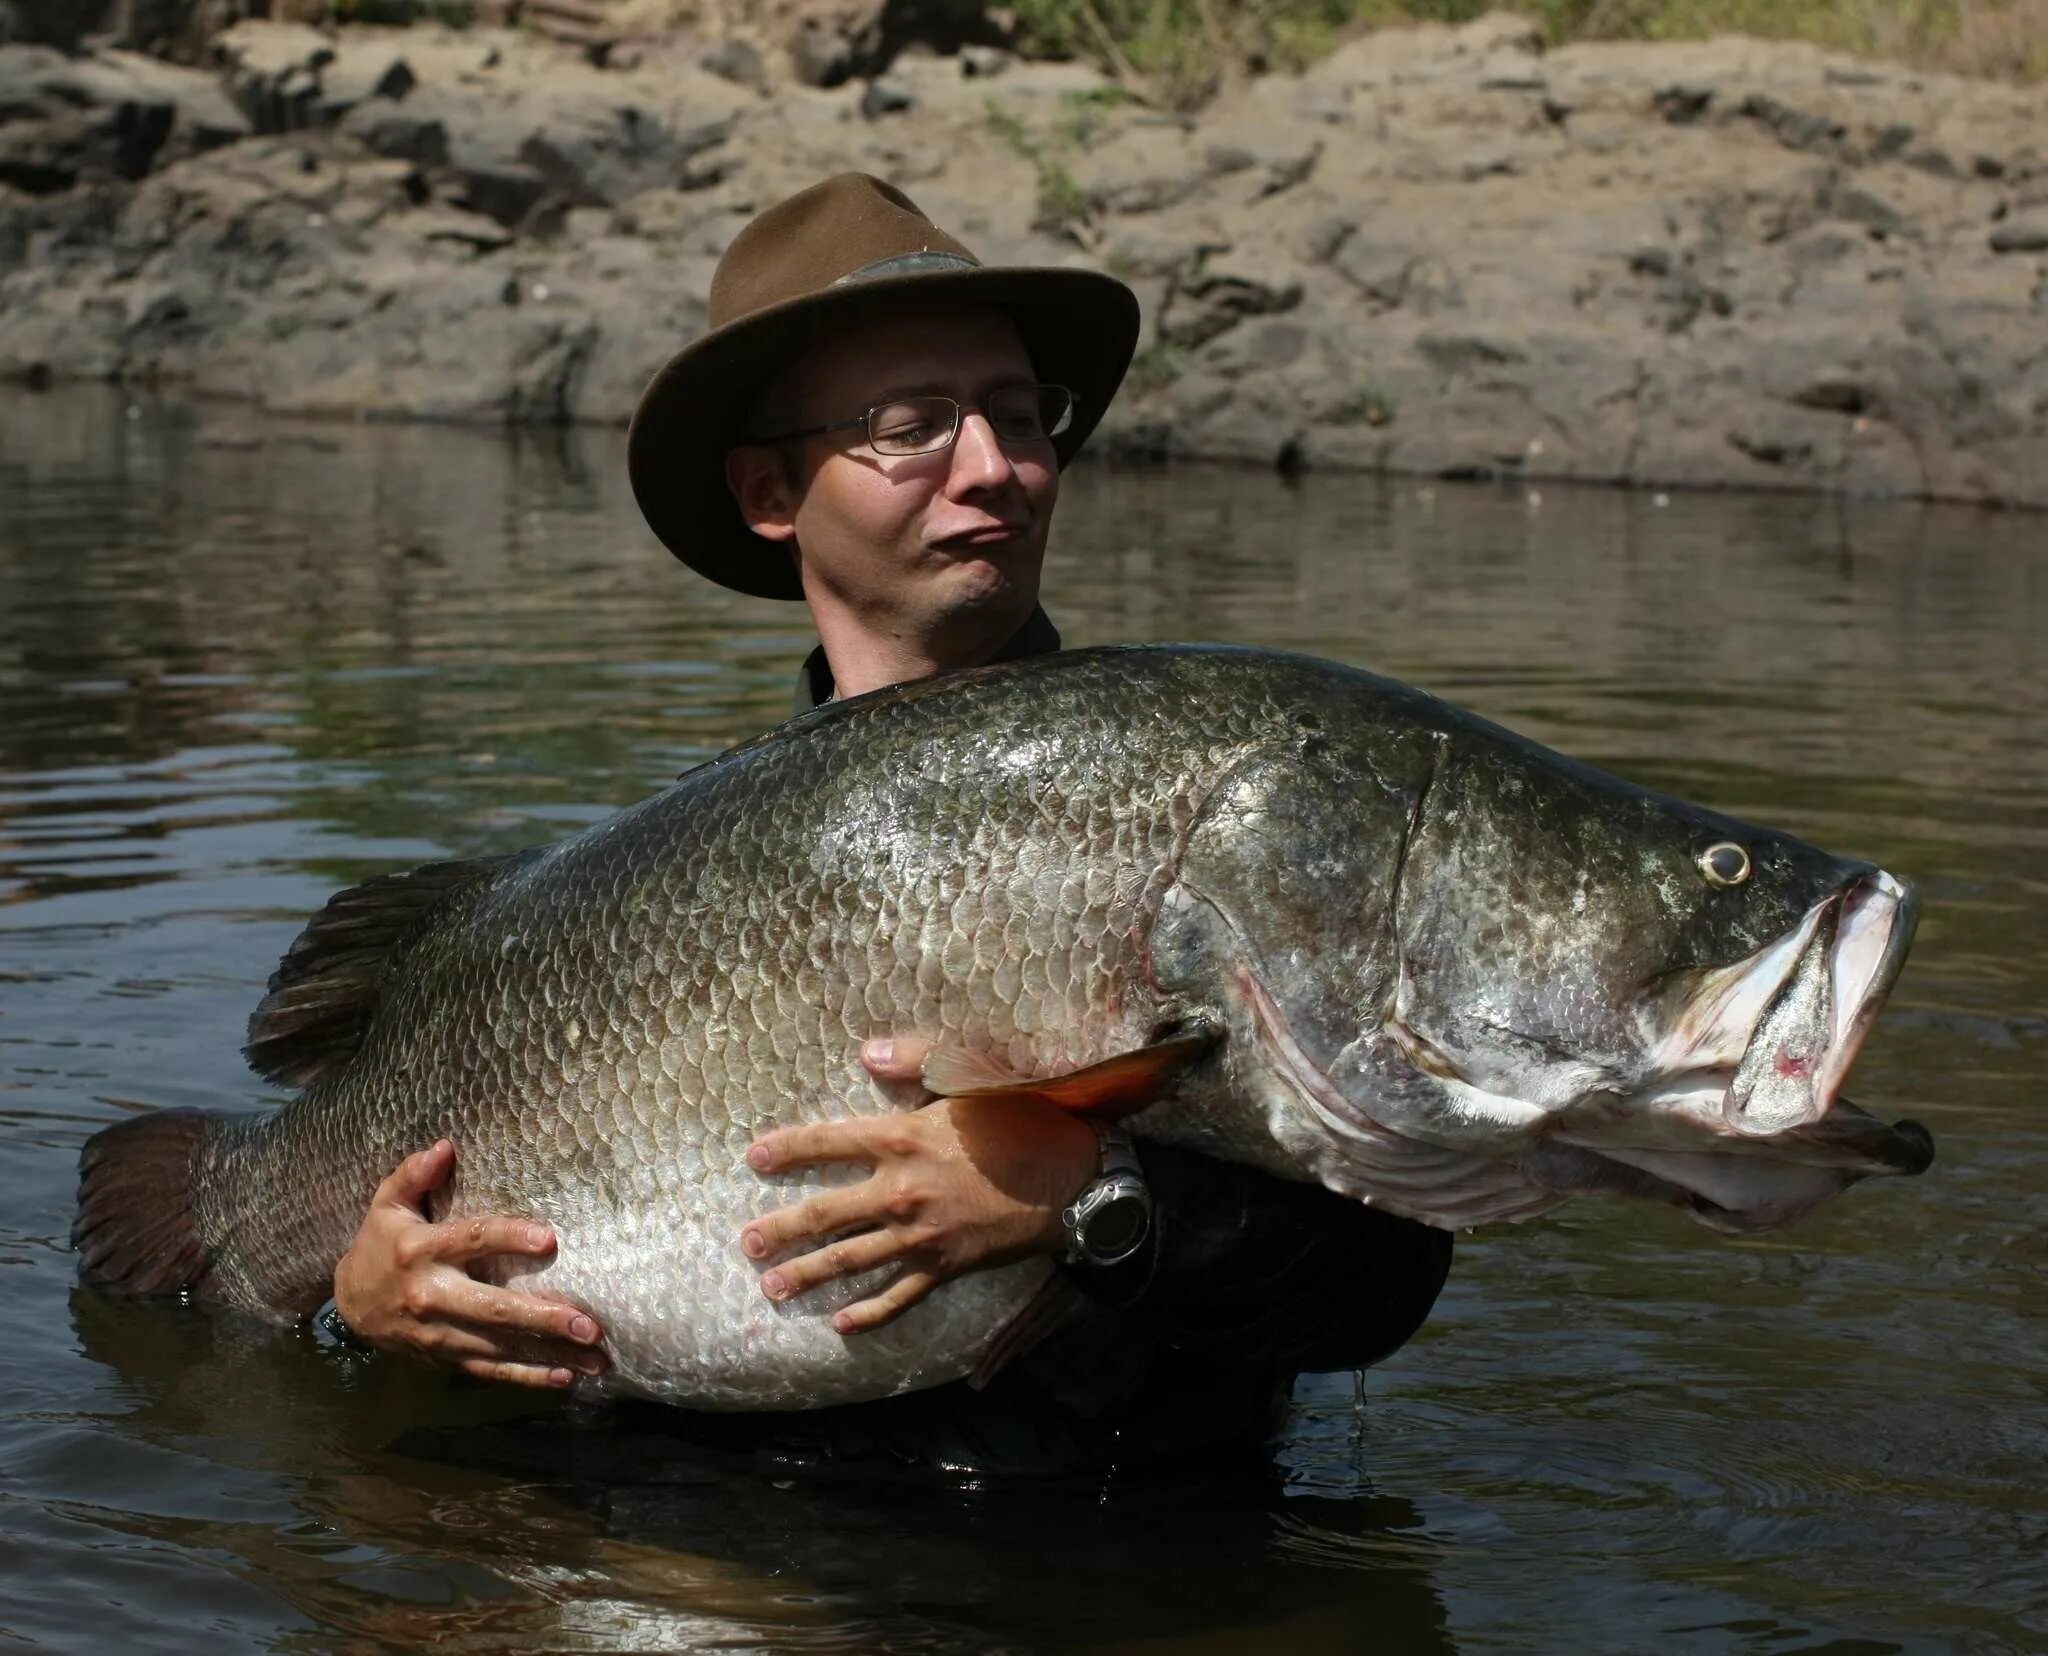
[73,647,1932,1408]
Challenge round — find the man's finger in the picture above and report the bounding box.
[758,1228,905,1303]
[429,1277,601,1346]
[747,1116,900,1174]
[428,1214,557,1267]
[376,1139,455,1210]
[458,1356,581,1390]
[861,1034,934,1084]
[424,1318,608,1372]
[832,1269,940,1334]
[740,1184,889,1262]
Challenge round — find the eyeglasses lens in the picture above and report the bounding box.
[864,386,1074,457]
[868,400,954,456]
[988,384,1073,442]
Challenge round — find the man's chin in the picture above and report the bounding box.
[930,545,1040,609]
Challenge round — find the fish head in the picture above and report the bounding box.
[1162,711,1931,1232]
[1368,732,1931,1226]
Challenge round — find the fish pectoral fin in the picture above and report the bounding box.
[245,851,530,1088]
[968,1272,1089,1391]
[921,1027,1220,1119]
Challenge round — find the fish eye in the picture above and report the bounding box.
[1698,842,1752,887]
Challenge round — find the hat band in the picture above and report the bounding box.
[833,251,980,285]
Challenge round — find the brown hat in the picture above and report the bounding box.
[627,173,1141,600]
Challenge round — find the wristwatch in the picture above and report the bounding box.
[1060,1121,1153,1267]
[311,1297,370,1354]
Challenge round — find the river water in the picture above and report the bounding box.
[1,391,2041,1654]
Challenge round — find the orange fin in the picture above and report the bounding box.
[969,1272,1088,1391]
[921,1027,1218,1120]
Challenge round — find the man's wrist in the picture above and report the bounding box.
[311,1296,371,1353]
[1059,1121,1154,1267]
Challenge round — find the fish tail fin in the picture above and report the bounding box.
[73,1108,221,1298]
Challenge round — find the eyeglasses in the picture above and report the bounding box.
[746,383,1075,458]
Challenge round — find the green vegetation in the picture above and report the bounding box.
[1126,340,1192,395]
[1330,377,1399,426]
[1004,0,2047,107]
[1054,86,1138,146]
[323,0,476,23]
[984,101,1095,240]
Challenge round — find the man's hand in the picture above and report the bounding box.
[739,1036,1102,1335]
[333,1140,609,1390]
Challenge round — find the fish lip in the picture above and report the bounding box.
[1786,1099,1936,1176]
[1813,869,1917,1109]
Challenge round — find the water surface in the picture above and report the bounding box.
[1,392,2042,1653]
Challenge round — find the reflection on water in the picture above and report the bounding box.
[1,390,2042,1654]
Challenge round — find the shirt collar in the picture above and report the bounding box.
[792,607,1063,715]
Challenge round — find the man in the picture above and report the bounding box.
[325,175,1452,1476]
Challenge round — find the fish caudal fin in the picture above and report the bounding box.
[73,1108,218,1297]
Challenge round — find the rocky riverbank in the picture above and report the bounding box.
[2,11,2044,506]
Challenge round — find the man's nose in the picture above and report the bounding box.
[945,410,1017,493]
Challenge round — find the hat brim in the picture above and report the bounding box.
[627,265,1141,600]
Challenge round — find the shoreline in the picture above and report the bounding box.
[2,12,2044,508]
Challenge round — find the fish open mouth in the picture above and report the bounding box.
[1556,869,1933,1228]
[1648,870,1919,1136]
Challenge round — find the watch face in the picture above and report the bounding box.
[1085,1192,1149,1260]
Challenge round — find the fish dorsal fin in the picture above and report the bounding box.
[920,1028,1219,1119]
[245,854,521,1089]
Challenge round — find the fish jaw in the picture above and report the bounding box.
[1524,870,1930,1230]
[1536,1099,1936,1232]
[1636,870,1917,1142]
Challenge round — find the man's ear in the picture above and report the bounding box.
[726,445,800,543]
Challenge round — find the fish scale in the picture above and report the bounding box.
[73,646,1933,1409]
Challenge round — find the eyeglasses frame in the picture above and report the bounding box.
[741,383,1077,459]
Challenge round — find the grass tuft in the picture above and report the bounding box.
[1003,0,2048,107]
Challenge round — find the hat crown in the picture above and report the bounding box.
[708,173,983,331]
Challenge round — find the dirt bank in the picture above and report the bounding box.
[2,10,2043,505]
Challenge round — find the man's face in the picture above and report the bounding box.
[732,307,1059,640]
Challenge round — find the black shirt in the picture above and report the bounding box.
[660,610,1452,1481]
